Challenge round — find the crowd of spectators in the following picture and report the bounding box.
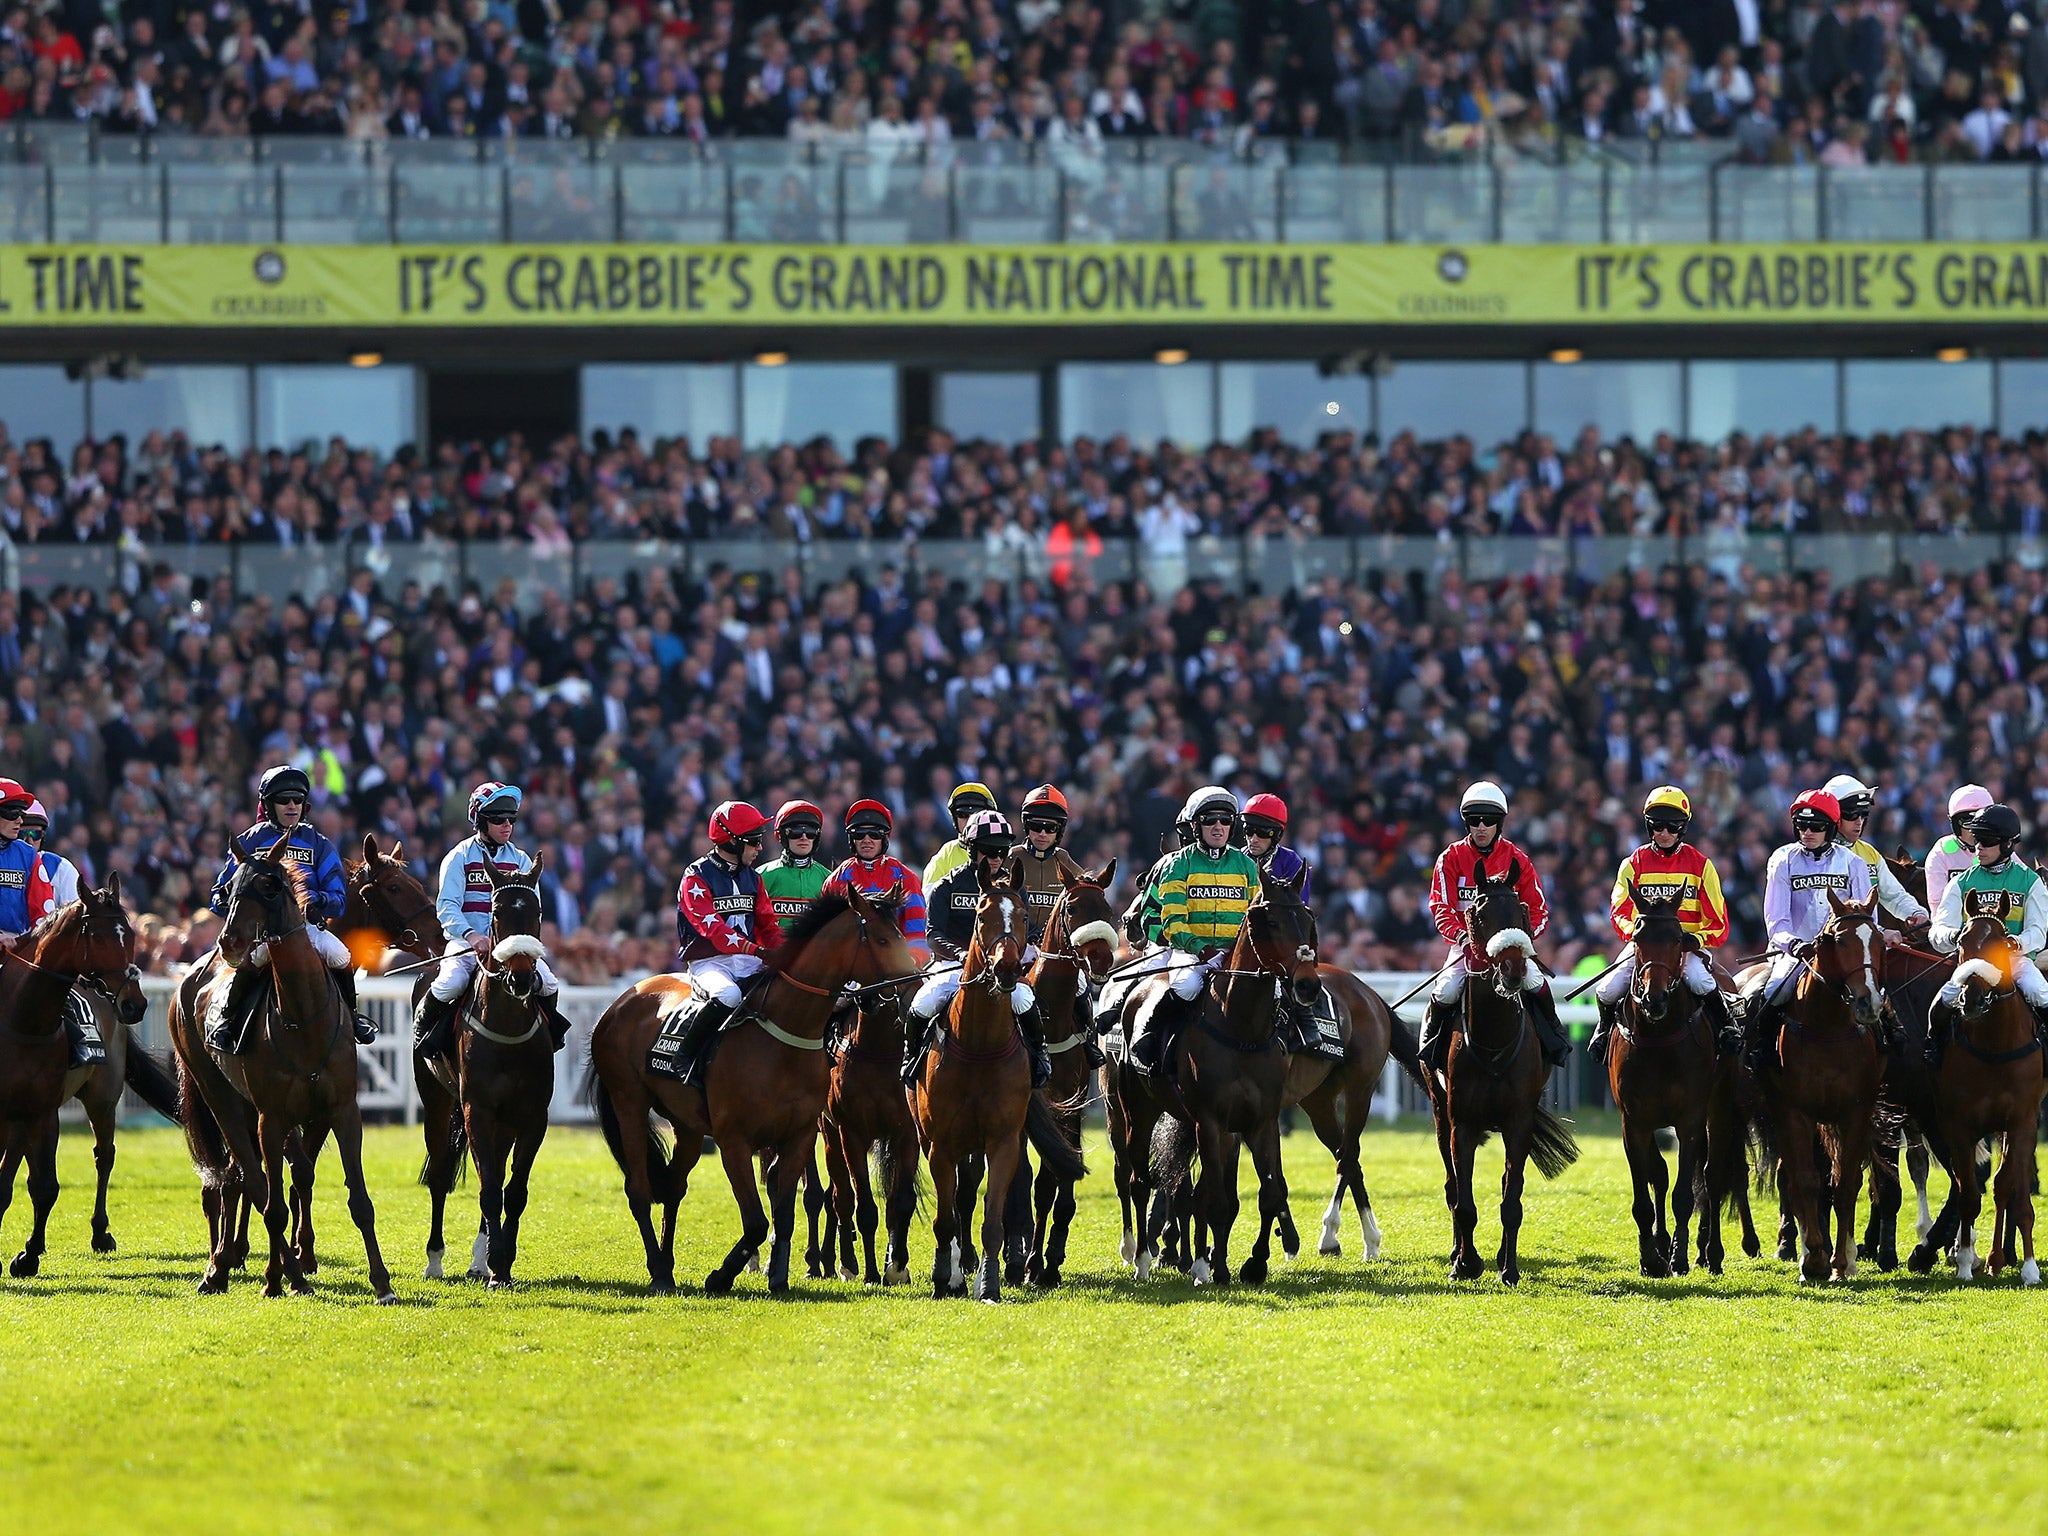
[5,1,2048,166]
[6,413,2048,985]
[6,413,2048,550]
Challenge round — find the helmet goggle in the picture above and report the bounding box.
[1462,810,1503,828]
[1243,817,1284,840]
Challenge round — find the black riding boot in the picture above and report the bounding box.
[543,996,573,1052]
[1127,988,1184,1077]
[1740,992,1782,1074]
[1018,1001,1052,1089]
[412,990,459,1060]
[902,1010,937,1089]
[208,961,270,1054]
[1417,995,1456,1073]
[1588,999,1620,1065]
[1922,1001,1955,1071]
[334,966,377,1046]
[1527,985,1572,1069]
[2033,1001,2048,1054]
[648,996,735,1083]
[1076,983,1106,1069]
[1700,988,1737,1058]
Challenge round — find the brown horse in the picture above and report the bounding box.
[171,835,396,1302]
[914,859,1037,1301]
[589,885,920,1294]
[0,882,138,1279]
[1606,888,1718,1277]
[1291,962,1417,1264]
[1426,858,1581,1285]
[1932,914,2044,1284]
[818,980,920,1286]
[419,854,556,1288]
[1749,892,1887,1284]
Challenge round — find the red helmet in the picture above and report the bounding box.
[1242,792,1289,832]
[774,799,824,838]
[1021,784,1070,823]
[845,799,893,846]
[0,778,31,814]
[1790,790,1841,835]
[708,801,769,847]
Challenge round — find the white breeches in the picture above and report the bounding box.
[249,926,352,971]
[686,952,766,1008]
[1938,953,2048,1008]
[430,938,560,1002]
[1741,952,1804,1007]
[1432,944,1544,1003]
[1167,949,1220,1001]
[1595,947,1718,1005]
[911,959,1034,1018]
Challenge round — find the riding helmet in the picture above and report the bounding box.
[708,801,770,849]
[1460,781,1509,819]
[0,777,31,815]
[1948,783,1993,837]
[258,764,312,807]
[466,781,524,829]
[1789,789,1841,838]
[773,799,825,842]
[1242,792,1289,841]
[1972,803,2023,852]
[946,782,997,819]
[1642,784,1692,834]
[962,809,1015,855]
[1821,773,1876,822]
[845,799,894,852]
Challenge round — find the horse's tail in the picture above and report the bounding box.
[1528,1104,1581,1180]
[876,1132,928,1218]
[1742,1071,1779,1194]
[1385,1012,1429,1092]
[588,1064,677,1205]
[124,1043,184,1125]
[416,1113,469,1188]
[177,1054,233,1190]
[1149,1113,1195,1195]
[1026,1091,1087,1182]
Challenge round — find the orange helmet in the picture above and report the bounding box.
[1021,784,1069,824]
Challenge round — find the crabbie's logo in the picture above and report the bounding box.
[0,868,23,888]
[1635,880,1695,902]
[210,249,326,319]
[1967,890,2021,920]
[1788,872,1852,891]
[1186,882,1244,901]
[772,897,810,916]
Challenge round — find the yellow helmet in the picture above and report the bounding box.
[1643,785,1692,826]
[947,782,997,816]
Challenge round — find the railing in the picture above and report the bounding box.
[1,128,2041,247]
[8,529,2046,604]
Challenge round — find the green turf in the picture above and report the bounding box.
[0,1114,2038,1535]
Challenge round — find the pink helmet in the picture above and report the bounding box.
[1949,784,1993,834]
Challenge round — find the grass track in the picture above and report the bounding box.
[0,1115,2039,1535]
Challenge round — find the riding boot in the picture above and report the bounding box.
[1923,1001,1955,1071]
[543,996,573,1052]
[412,990,460,1061]
[2033,1000,2048,1055]
[1018,1001,1052,1089]
[1527,985,1572,1069]
[1700,988,1737,1058]
[649,995,735,1083]
[901,1011,937,1090]
[1588,999,1620,1065]
[334,966,377,1046]
[1075,984,1106,1069]
[1417,995,1456,1073]
[208,960,270,1054]
[1740,992,1782,1074]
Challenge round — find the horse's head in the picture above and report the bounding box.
[1048,858,1119,978]
[1468,857,1535,993]
[1817,892,1886,1028]
[218,835,303,967]
[969,858,1029,990]
[1629,887,1690,1021]
[485,852,545,1000]
[37,876,138,1005]
[1953,912,2017,1020]
[780,882,922,1000]
[1880,845,1930,933]
[1242,864,1321,1007]
[344,834,436,959]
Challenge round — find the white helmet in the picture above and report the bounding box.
[1822,774,1875,818]
[1180,785,1237,823]
[1948,784,1993,819]
[1459,781,1509,817]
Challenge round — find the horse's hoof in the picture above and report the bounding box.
[2021,1258,2041,1288]
[487,1276,514,1291]
[1035,1267,1062,1289]
[1135,1251,1155,1282]
[1190,1256,1212,1286]
[1740,1233,1760,1258]
[263,1280,285,1299]
[1670,1249,1690,1276]
[1776,1239,1797,1263]
[1239,1256,1268,1285]
[883,1264,909,1286]
[745,1253,762,1276]
[375,1291,399,1306]
[1875,1248,1898,1273]
[1640,1256,1671,1280]
[1500,1266,1521,1287]
[767,1276,790,1296]
[289,1274,314,1296]
[703,1270,735,1297]
[91,1231,117,1254]
[1705,1258,1724,1277]
[1118,1234,1136,1267]
[9,1251,39,1279]
[1319,1238,1341,1257]
[197,1271,229,1295]
[424,1253,444,1281]
[1854,1240,1873,1262]
[1906,1245,1937,1276]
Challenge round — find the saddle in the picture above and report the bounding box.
[1282,984,1346,1064]
[64,989,106,1068]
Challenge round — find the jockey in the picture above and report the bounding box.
[206,765,374,1052]
[1008,784,1098,1073]
[412,782,566,1061]
[1587,786,1732,1064]
[1733,789,1874,1070]
[1419,782,1572,1073]
[1928,803,2048,1059]
[19,800,79,922]
[823,800,929,960]
[1823,774,1930,930]
[921,782,1000,891]
[1926,784,1993,912]
[758,800,830,933]
[1122,786,1262,1076]
[0,780,93,1070]
[908,809,1045,1088]
[1099,788,1205,1032]
[1241,793,1313,900]
[647,801,785,1082]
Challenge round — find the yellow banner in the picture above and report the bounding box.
[3,243,2047,326]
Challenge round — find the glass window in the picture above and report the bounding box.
[936,371,1041,446]
[1056,362,1214,448]
[1378,361,1525,446]
[1844,359,1993,436]
[0,365,87,450]
[255,365,417,456]
[582,364,738,444]
[90,364,249,450]
[1998,361,2048,437]
[1688,360,1839,439]
[1217,363,1369,444]
[1533,360,1682,444]
[741,362,897,452]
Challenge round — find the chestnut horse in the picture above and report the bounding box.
[589,885,920,1294]
[1607,888,1718,1277]
[1426,858,1580,1285]
[419,854,555,1288]
[0,881,139,1279]
[171,835,396,1302]
[1932,914,2044,1284]
[1747,892,1887,1284]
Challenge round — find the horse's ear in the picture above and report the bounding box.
[1827,890,1846,916]
[1503,856,1521,887]
[883,879,905,908]
[482,857,505,888]
[976,859,997,893]
[104,871,123,907]
[1060,864,1080,892]
[1094,858,1117,888]
[1895,844,1910,863]
[362,832,380,863]
[388,839,402,862]
[1288,864,1308,898]
[262,836,288,864]
[232,834,253,862]
[845,882,875,918]
[528,849,547,881]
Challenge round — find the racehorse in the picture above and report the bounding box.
[1425,858,1580,1285]
[1746,892,1886,1284]
[818,981,920,1286]
[1931,914,2044,1284]
[171,835,397,1302]
[0,882,140,1278]
[418,854,555,1288]
[1605,888,1718,1277]
[588,885,920,1294]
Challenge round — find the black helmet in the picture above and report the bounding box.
[1973,804,2023,848]
[258,765,311,808]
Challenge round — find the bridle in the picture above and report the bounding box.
[1794,909,1886,1025]
[963,889,1027,998]
[1036,878,1118,972]
[758,900,920,1053]
[355,861,437,955]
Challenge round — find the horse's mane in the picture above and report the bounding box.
[238,846,312,913]
[767,892,858,969]
[21,889,131,956]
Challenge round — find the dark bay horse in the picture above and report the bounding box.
[420,854,555,1288]
[171,835,396,1302]
[0,882,139,1279]
[819,980,920,1286]
[1932,914,2044,1284]
[1426,858,1580,1285]
[1748,892,1887,1284]
[1607,889,1718,1277]
[589,885,921,1294]
[1291,959,1417,1264]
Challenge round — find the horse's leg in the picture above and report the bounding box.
[9,1116,60,1279]
[85,1087,118,1254]
[497,1119,544,1287]
[1447,1115,1484,1281]
[1696,1120,1724,1277]
[1240,1113,1289,1286]
[978,1122,1021,1304]
[603,1074,675,1292]
[1621,1108,1670,1279]
[1106,1084,1136,1267]
[822,1124,861,1281]
[955,1150,984,1281]
[255,1113,308,1298]
[1864,1128,1901,1271]
[1671,1103,1705,1278]
[1195,1117,1240,1287]
[881,1130,917,1286]
[1941,1113,1985,1282]
[1907,1134,1934,1242]
[329,1099,395,1303]
[802,1143,828,1280]
[704,1135,771,1296]
[1042,1131,1079,1287]
[927,1140,960,1300]
[467,1104,507,1283]
[420,1069,459,1280]
[1003,1137,1032,1286]
[2003,1105,2040,1286]
[0,1143,21,1263]
[288,1124,327,1276]
[1028,1137,1056,1285]
[1832,1118,1868,1282]
[1497,1118,1532,1288]
[765,1126,813,1296]
[1778,1107,1828,1284]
